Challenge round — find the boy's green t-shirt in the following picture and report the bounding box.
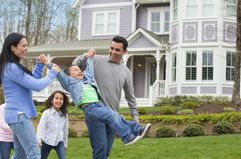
[78,84,99,106]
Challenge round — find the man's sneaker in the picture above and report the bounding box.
[124,136,140,146]
[139,123,151,139]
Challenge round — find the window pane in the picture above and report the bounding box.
[191,53,196,65]
[95,24,104,34]
[108,13,116,23]
[208,53,213,65]
[186,68,191,80]
[192,67,196,80]
[107,24,116,34]
[96,14,104,24]
[202,67,207,80]
[203,53,207,65]
[208,67,213,80]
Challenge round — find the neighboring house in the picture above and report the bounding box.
[29,0,237,107]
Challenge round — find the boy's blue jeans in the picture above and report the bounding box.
[9,114,40,159]
[41,141,66,159]
[83,102,142,159]
[0,141,14,159]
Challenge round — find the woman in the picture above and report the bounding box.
[0,32,60,159]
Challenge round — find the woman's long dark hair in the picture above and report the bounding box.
[45,91,69,116]
[0,32,32,86]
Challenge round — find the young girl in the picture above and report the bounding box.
[37,91,69,159]
[0,32,60,159]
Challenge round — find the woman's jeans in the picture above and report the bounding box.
[83,103,142,159]
[41,141,66,159]
[8,114,40,159]
[0,141,14,159]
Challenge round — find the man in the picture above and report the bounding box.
[72,36,139,159]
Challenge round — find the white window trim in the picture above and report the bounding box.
[92,10,120,36]
[147,7,170,34]
[226,51,235,81]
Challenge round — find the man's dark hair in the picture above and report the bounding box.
[112,36,128,51]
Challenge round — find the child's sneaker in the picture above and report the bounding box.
[124,135,140,146]
[139,123,151,139]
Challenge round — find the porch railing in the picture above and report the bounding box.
[149,80,165,106]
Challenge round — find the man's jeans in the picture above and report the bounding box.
[41,141,66,159]
[8,114,40,159]
[83,103,142,159]
[0,141,14,159]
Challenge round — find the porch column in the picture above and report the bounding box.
[154,50,161,81]
[46,54,53,73]
[123,54,130,65]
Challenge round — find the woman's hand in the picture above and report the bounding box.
[37,54,48,65]
[51,63,61,73]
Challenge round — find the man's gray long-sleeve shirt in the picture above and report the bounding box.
[72,55,139,122]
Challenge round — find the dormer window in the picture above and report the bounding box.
[148,7,170,34]
[92,10,120,36]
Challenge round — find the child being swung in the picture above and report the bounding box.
[40,50,151,148]
[37,91,69,159]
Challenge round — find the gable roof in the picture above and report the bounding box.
[127,28,169,51]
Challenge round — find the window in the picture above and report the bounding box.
[93,10,120,35]
[151,12,160,33]
[202,51,213,80]
[172,53,177,82]
[173,0,178,20]
[186,51,197,80]
[148,8,169,34]
[164,11,170,32]
[203,0,215,17]
[226,0,237,17]
[226,51,235,81]
[186,0,198,18]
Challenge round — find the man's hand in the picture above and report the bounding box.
[85,49,96,58]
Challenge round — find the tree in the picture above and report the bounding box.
[232,0,241,104]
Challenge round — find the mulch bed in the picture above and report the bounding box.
[193,103,241,114]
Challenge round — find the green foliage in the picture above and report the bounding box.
[177,109,193,115]
[182,124,204,137]
[138,108,148,115]
[155,95,230,107]
[139,112,241,124]
[160,105,176,115]
[212,121,233,134]
[68,128,78,137]
[156,126,176,138]
[180,101,200,109]
[33,99,39,106]
[223,107,235,113]
[81,129,89,138]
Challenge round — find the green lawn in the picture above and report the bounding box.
[47,134,241,159]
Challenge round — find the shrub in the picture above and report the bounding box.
[182,124,204,137]
[212,121,233,134]
[223,107,235,113]
[180,101,200,109]
[160,105,176,115]
[139,108,148,115]
[68,128,78,137]
[177,109,193,115]
[156,126,176,138]
[81,129,89,137]
[33,99,39,106]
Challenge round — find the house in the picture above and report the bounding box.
[29,0,237,106]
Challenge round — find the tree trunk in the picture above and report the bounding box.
[232,0,241,104]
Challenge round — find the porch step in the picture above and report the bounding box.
[120,98,152,108]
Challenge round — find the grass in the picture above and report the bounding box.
[47,134,241,159]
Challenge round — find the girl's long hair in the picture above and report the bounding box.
[0,32,32,86]
[45,90,69,116]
